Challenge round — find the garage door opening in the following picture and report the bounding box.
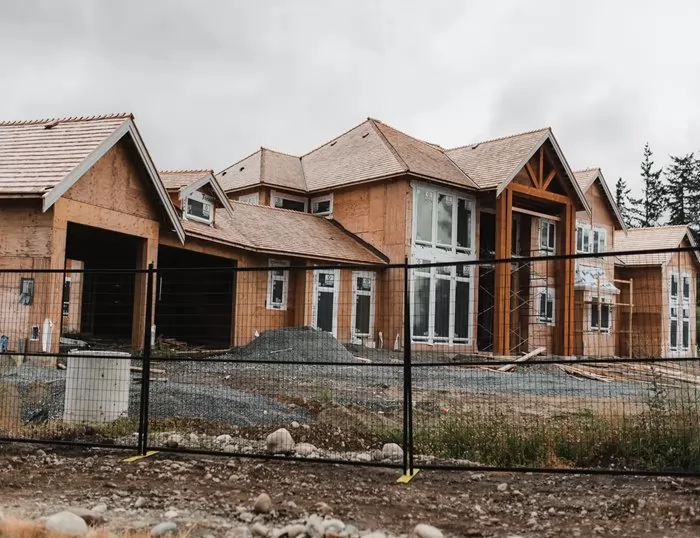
[156,246,235,349]
[64,222,141,342]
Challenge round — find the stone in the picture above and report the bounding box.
[363,533,387,538]
[266,428,295,454]
[216,434,233,444]
[91,504,108,514]
[382,443,403,460]
[223,444,238,453]
[150,521,178,537]
[291,421,300,429]
[240,512,254,523]
[252,522,269,537]
[45,511,88,536]
[295,443,317,456]
[67,507,106,526]
[412,524,444,538]
[134,497,147,508]
[323,519,345,533]
[371,449,384,461]
[166,434,183,448]
[342,524,359,538]
[355,453,372,462]
[306,514,325,538]
[254,493,273,514]
[274,524,306,538]
[496,482,508,492]
[164,510,178,519]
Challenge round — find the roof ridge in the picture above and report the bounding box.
[160,169,213,174]
[0,113,133,127]
[367,118,409,172]
[573,167,601,174]
[625,224,690,231]
[301,118,373,158]
[261,146,301,159]
[449,126,551,151]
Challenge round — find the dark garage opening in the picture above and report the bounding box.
[64,222,141,340]
[156,246,236,349]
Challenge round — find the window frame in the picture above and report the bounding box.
[351,270,376,341]
[310,194,333,216]
[62,277,72,316]
[575,223,589,254]
[270,190,308,212]
[590,296,612,333]
[266,259,290,310]
[539,219,556,255]
[184,190,215,224]
[536,287,555,325]
[592,227,607,254]
[19,277,34,306]
[412,184,475,255]
[238,193,260,205]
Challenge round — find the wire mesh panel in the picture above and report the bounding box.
[0,268,143,449]
[146,265,407,466]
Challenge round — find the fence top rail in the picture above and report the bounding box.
[0,245,697,274]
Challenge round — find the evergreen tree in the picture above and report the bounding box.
[614,177,633,227]
[628,143,666,227]
[664,152,696,226]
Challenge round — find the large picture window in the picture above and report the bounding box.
[414,186,473,254]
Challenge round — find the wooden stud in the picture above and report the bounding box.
[542,169,557,191]
[508,182,570,204]
[539,147,544,187]
[525,162,539,188]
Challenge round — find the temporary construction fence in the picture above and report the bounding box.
[0,245,699,476]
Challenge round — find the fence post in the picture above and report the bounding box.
[402,258,415,476]
[137,263,155,455]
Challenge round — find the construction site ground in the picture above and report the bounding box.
[1,445,700,538]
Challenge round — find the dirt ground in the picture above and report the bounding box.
[1,444,700,538]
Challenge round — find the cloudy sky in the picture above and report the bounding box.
[1,0,699,195]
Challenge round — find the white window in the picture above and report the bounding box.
[411,261,471,344]
[682,306,690,350]
[413,186,473,254]
[590,296,611,333]
[537,287,555,324]
[592,228,607,254]
[238,193,260,205]
[671,272,679,301]
[539,219,556,255]
[267,260,289,310]
[670,306,679,350]
[351,271,375,342]
[62,278,71,316]
[310,195,333,216]
[682,274,691,303]
[271,190,307,212]
[184,191,214,224]
[576,224,590,254]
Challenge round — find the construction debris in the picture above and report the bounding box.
[558,361,700,387]
[496,347,546,373]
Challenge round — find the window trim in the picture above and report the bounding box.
[266,260,290,310]
[310,194,333,216]
[184,190,215,224]
[592,227,607,254]
[312,267,340,337]
[19,277,34,306]
[536,287,555,325]
[270,190,308,212]
[351,271,376,342]
[539,219,556,255]
[62,277,72,316]
[238,193,260,205]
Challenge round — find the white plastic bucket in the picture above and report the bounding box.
[63,350,132,424]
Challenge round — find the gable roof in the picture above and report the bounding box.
[182,202,387,264]
[160,169,234,218]
[573,168,627,232]
[614,225,700,267]
[0,113,185,243]
[216,147,306,193]
[446,127,591,213]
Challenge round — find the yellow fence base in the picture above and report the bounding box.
[397,469,420,483]
[123,451,159,462]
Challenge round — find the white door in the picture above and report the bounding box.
[351,271,375,344]
[312,269,339,336]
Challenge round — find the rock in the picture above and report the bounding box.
[363,533,387,538]
[0,510,4,521]
[216,434,233,444]
[306,514,325,538]
[67,507,106,526]
[91,503,108,514]
[382,443,403,460]
[252,522,269,537]
[295,443,317,456]
[342,524,359,538]
[254,493,272,514]
[355,453,372,462]
[240,512,254,523]
[412,524,443,538]
[150,521,178,537]
[45,511,88,536]
[266,428,295,454]
[134,497,147,508]
[323,519,345,533]
[497,482,508,492]
[315,502,332,515]
[274,524,306,538]
[223,444,238,453]
[188,433,199,443]
[166,434,183,448]
[291,421,300,429]
[371,449,384,461]
[164,510,178,519]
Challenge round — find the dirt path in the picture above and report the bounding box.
[2,445,700,537]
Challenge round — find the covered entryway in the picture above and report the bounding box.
[155,246,236,349]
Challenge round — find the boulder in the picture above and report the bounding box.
[45,511,88,536]
[266,428,294,454]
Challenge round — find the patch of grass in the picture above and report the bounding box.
[316,388,334,408]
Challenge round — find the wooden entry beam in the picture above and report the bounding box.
[493,188,513,355]
[557,201,575,356]
[509,182,569,204]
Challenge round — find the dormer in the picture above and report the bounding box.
[160,169,234,226]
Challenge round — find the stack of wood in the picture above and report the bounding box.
[558,362,700,386]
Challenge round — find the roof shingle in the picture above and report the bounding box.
[614,226,697,266]
[216,148,305,193]
[160,169,212,191]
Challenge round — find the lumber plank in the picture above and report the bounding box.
[497,347,546,372]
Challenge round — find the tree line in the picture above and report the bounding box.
[614,143,700,233]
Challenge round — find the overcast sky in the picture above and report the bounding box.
[1,1,699,195]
